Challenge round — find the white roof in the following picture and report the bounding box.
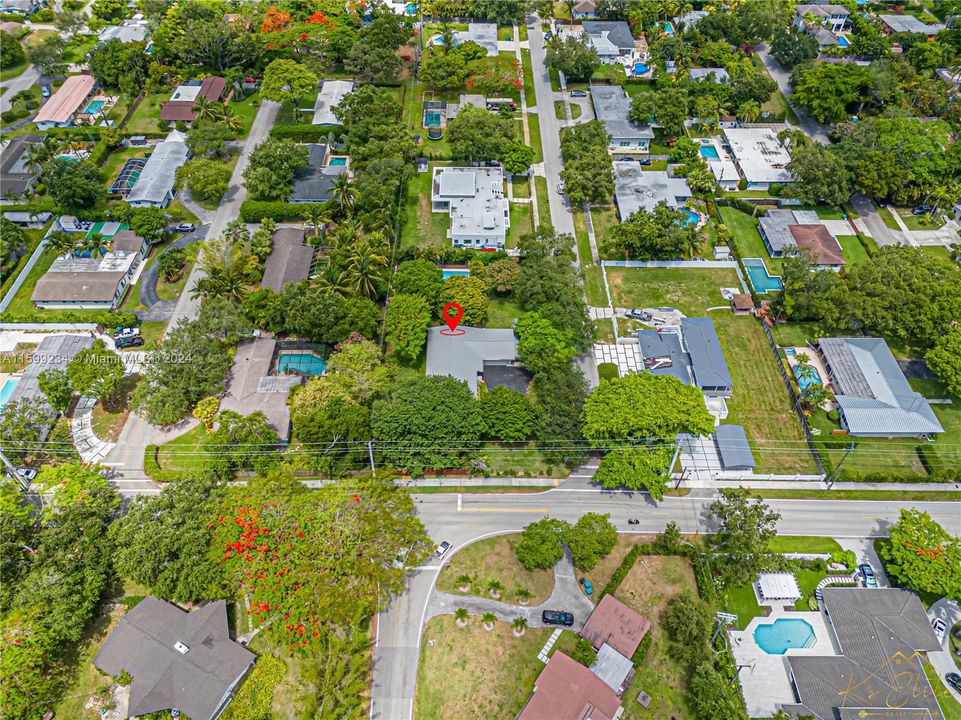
[169,84,202,103]
[312,80,354,125]
[758,573,802,600]
[431,166,508,242]
[99,20,149,44]
[710,160,740,182]
[126,131,189,204]
[613,163,692,220]
[723,127,793,184]
[425,326,517,395]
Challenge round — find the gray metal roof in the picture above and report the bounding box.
[312,80,354,125]
[819,337,943,436]
[590,644,633,692]
[290,143,346,202]
[758,210,800,254]
[681,318,732,390]
[784,589,942,720]
[613,164,691,220]
[878,14,944,34]
[8,335,94,413]
[637,328,691,385]
[219,337,300,441]
[591,86,654,143]
[425,326,518,396]
[714,425,755,469]
[689,67,730,84]
[93,596,255,720]
[126,131,189,205]
[582,21,634,53]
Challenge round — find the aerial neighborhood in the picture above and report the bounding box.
[1,0,960,719]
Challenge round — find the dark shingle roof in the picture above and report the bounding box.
[714,424,755,469]
[637,328,692,384]
[582,20,634,52]
[682,317,732,390]
[260,227,314,291]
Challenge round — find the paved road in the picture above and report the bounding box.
[368,490,961,720]
[755,45,830,145]
[0,65,39,114]
[849,192,904,247]
[137,229,206,310]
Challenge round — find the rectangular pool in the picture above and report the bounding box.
[0,377,19,408]
[441,268,469,280]
[424,111,442,127]
[699,145,720,160]
[328,157,348,167]
[84,99,106,114]
[277,352,326,376]
[743,258,784,293]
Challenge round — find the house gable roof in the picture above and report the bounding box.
[682,317,732,389]
[425,326,518,395]
[579,594,652,658]
[582,21,634,52]
[517,651,622,720]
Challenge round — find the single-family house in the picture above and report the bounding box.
[579,595,652,694]
[613,163,692,220]
[637,317,733,397]
[817,337,944,437]
[290,143,348,203]
[2,211,52,227]
[219,337,303,443]
[159,76,227,125]
[713,424,756,471]
[126,130,190,208]
[709,160,740,191]
[32,251,138,309]
[592,85,654,152]
[807,24,841,47]
[312,79,355,125]
[571,0,596,19]
[99,17,150,44]
[0,0,42,15]
[33,75,97,130]
[93,596,255,720]
[788,223,844,269]
[108,229,150,260]
[689,67,730,84]
[582,20,635,59]
[674,10,708,28]
[0,133,43,200]
[426,326,529,396]
[516,652,623,720]
[431,166,509,249]
[452,22,498,57]
[6,335,94,420]
[722,127,793,190]
[260,227,315,291]
[757,210,843,268]
[780,589,943,720]
[794,4,849,33]
[878,14,945,38]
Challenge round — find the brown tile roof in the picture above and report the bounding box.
[517,652,622,720]
[789,224,845,266]
[731,293,754,311]
[159,76,227,122]
[260,227,314,291]
[109,230,146,253]
[34,75,96,124]
[32,271,126,303]
[579,594,652,658]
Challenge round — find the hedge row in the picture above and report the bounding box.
[395,245,510,265]
[718,197,768,216]
[836,467,960,483]
[142,444,181,485]
[269,124,334,142]
[1,310,137,327]
[238,200,328,222]
[599,541,717,605]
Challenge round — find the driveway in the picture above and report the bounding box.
[755,45,830,145]
[137,228,206,310]
[0,64,40,114]
[927,598,961,703]
[849,193,904,247]
[836,538,890,587]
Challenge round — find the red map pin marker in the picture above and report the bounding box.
[441,302,465,335]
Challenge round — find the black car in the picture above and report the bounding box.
[542,610,574,626]
[115,335,144,349]
[639,157,652,166]
[946,673,961,693]
[912,205,935,216]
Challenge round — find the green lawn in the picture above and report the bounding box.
[642,159,668,171]
[487,295,523,329]
[605,266,739,316]
[401,162,450,250]
[718,206,779,270]
[925,663,961,720]
[533,175,549,227]
[756,488,961,501]
[583,265,607,306]
[768,536,842,554]
[156,422,210,474]
[527,109,543,164]
[721,581,764,630]
[895,207,946,231]
[922,246,952,261]
[510,176,530,198]
[594,317,615,342]
[589,207,618,259]
[0,224,50,298]
[879,206,901,230]
[0,61,28,83]
[836,235,869,265]
[553,99,566,120]
[572,210,591,267]
[482,443,565,478]
[520,48,535,107]
[770,321,822,347]
[506,202,533,248]
[61,35,96,64]
[123,92,169,134]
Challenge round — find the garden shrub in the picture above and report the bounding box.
[631,631,652,665]
[572,637,597,666]
[597,363,619,382]
[220,655,286,720]
[269,124,331,142]
[239,200,328,222]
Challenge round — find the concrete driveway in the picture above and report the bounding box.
[927,598,961,703]
[849,193,904,247]
[0,64,40,114]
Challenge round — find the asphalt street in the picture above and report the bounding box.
[756,45,830,145]
[369,489,961,720]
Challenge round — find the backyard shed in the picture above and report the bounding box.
[714,424,755,471]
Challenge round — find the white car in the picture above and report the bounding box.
[932,617,947,644]
[434,541,451,559]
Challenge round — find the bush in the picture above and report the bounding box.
[837,467,959,483]
[826,409,839,423]
[631,631,652,665]
[830,550,857,570]
[572,637,597,666]
[597,363,618,382]
[88,141,111,166]
[269,124,331,142]
[220,655,286,720]
[239,200,328,222]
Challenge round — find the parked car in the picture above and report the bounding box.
[570,90,586,97]
[174,223,196,233]
[912,205,935,216]
[542,610,574,626]
[115,335,144,349]
[859,563,878,588]
[625,308,651,321]
[639,157,652,166]
[556,182,566,195]
[434,541,451,559]
[544,31,552,40]
[40,85,51,98]
[946,673,961,693]
[932,617,947,643]
[7,467,37,484]
[579,578,593,596]
[113,327,140,340]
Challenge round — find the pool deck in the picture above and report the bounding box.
[731,608,839,718]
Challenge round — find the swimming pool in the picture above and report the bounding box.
[405,2,417,13]
[664,21,675,34]
[277,352,327,376]
[328,157,348,166]
[0,377,19,408]
[678,208,699,226]
[743,258,784,293]
[699,145,720,160]
[84,99,106,114]
[424,111,442,127]
[441,267,470,280]
[792,363,822,393]
[837,35,850,47]
[754,619,815,654]
[633,63,649,75]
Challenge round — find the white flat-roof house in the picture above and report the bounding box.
[312,80,355,125]
[32,251,138,309]
[613,162,692,220]
[126,130,189,208]
[723,127,794,190]
[33,75,97,130]
[431,166,509,249]
[794,4,849,33]
[592,85,654,152]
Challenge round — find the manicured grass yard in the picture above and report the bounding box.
[436,534,555,605]
[767,536,842,554]
[925,663,961,720]
[533,176,549,226]
[401,162,451,250]
[415,617,566,720]
[605,266,739,316]
[896,207,946,231]
[836,235,869,265]
[156,422,210,474]
[718,206,781,271]
[572,210,591,267]
[91,399,129,442]
[520,48,536,107]
[581,534,656,594]
[527,109,543,164]
[481,442,566,478]
[722,581,764,630]
[486,295,523,328]
[124,92,169,134]
[510,176,530,198]
[594,317,615,342]
[589,207,618,259]
[583,265,607,306]
[507,202,533,247]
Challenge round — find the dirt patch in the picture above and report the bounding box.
[415,616,552,720]
[436,534,554,606]
[582,534,656,597]
[615,554,697,622]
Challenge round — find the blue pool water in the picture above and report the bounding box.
[743,258,784,293]
[277,352,327,376]
[664,21,675,34]
[678,208,699,226]
[792,364,822,393]
[405,2,417,13]
[837,35,850,47]
[84,99,106,114]
[441,268,469,280]
[424,111,442,127]
[699,145,720,160]
[0,377,19,408]
[754,619,816,655]
[633,63,649,75]
[328,157,348,166]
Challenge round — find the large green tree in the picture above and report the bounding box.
[560,121,615,205]
[261,58,318,103]
[786,143,852,206]
[545,35,600,81]
[926,326,961,399]
[439,275,488,326]
[880,509,961,600]
[567,512,617,571]
[791,63,873,123]
[393,259,443,309]
[770,27,819,69]
[515,312,577,377]
[708,488,781,588]
[592,445,676,497]
[385,293,431,362]
[515,517,570,570]
[479,386,535,442]
[66,340,124,401]
[446,105,515,162]
[41,159,104,212]
[610,203,699,260]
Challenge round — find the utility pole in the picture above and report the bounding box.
[825,442,855,490]
[367,441,376,474]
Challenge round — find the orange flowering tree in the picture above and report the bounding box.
[261,6,292,34]
[213,472,429,652]
[879,508,961,599]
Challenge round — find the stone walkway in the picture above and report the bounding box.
[593,342,641,375]
[426,547,594,631]
[71,396,115,464]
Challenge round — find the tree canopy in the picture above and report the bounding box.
[879,509,961,600]
[708,489,781,588]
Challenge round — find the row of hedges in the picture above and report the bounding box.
[717,197,768,216]
[599,540,717,605]
[1,310,137,326]
[836,467,960,483]
[238,200,328,222]
[142,444,181,485]
[395,245,510,265]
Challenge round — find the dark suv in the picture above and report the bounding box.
[542,610,574,626]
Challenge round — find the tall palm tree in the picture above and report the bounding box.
[80,233,109,258]
[192,96,225,123]
[312,631,369,719]
[25,137,59,173]
[438,22,457,53]
[303,204,333,242]
[738,100,761,124]
[46,231,78,258]
[332,217,361,250]
[344,240,387,299]
[191,236,258,303]
[220,108,244,134]
[332,173,356,217]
